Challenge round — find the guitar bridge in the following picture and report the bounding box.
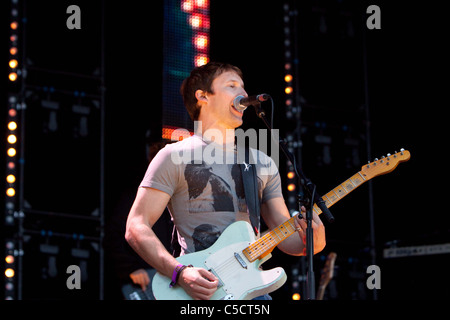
[208,269,224,288]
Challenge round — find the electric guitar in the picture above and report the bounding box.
[152,149,411,300]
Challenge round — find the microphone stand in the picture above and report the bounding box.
[252,101,335,300]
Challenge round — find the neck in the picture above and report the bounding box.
[195,119,236,147]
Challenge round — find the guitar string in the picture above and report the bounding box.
[245,220,297,260]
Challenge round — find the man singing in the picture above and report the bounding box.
[125,62,326,300]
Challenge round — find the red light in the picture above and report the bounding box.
[193,34,208,51]
[162,126,193,141]
[195,0,209,9]
[189,14,210,29]
[181,0,194,12]
[194,54,209,67]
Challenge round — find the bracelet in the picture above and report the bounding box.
[169,264,193,288]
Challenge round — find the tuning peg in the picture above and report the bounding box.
[400,148,404,155]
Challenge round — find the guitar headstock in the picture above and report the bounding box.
[319,252,337,288]
[361,148,411,180]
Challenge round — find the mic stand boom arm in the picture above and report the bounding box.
[254,102,334,300]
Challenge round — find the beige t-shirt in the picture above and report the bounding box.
[139,134,282,255]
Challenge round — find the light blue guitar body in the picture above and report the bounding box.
[152,221,287,300]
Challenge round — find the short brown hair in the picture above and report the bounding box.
[180,62,243,121]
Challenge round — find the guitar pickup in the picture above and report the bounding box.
[234,252,247,269]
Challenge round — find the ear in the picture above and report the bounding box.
[195,89,208,103]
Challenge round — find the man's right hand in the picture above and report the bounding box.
[177,267,219,300]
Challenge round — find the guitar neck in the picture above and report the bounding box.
[242,171,368,262]
[312,171,367,215]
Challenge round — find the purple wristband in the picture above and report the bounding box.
[169,264,184,288]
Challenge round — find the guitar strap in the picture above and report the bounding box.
[239,144,261,236]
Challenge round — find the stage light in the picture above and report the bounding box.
[7,134,17,144]
[9,59,18,69]
[181,0,194,12]
[8,109,17,117]
[9,72,18,82]
[162,0,209,139]
[285,74,293,82]
[5,255,14,264]
[189,14,202,28]
[195,0,209,9]
[5,268,15,278]
[194,34,208,51]
[189,13,209,29]
[195,54,209,67]
[285,86,293,94]
[6,175,16,184]
[8,121,17,131]
[287,183,296,192]
[10,47,17,55]
[287,171,295,179]
[10,22,18,30]
[6,188,15,197]
[7,148,16,157]
[292,293,301,300]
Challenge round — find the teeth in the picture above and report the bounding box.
[232,104,243,114]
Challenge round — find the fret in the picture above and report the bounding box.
[347,177,357,188]
[334,186,346,197]
[332,189,341,200]
[286,219,296,231]
[324,194,333,207]
[313,205,321,215]
[272,228,283,241]
[327,192,338,203]
[357,171,367,181]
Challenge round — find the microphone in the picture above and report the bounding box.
[232,94,270,112]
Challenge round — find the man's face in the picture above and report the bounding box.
[201,70,248,129]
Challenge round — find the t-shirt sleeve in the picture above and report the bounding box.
[139,144,179,197]
[259,152,283,203]
[262,170,283,203]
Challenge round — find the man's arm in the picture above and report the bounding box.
[125,187,218,299]
[260,197,326,256]
[125,187,176,277]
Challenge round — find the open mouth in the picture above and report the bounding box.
[231,101,244,115]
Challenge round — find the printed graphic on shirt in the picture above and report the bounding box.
[192,224,222,251]
[184,162,247,214]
